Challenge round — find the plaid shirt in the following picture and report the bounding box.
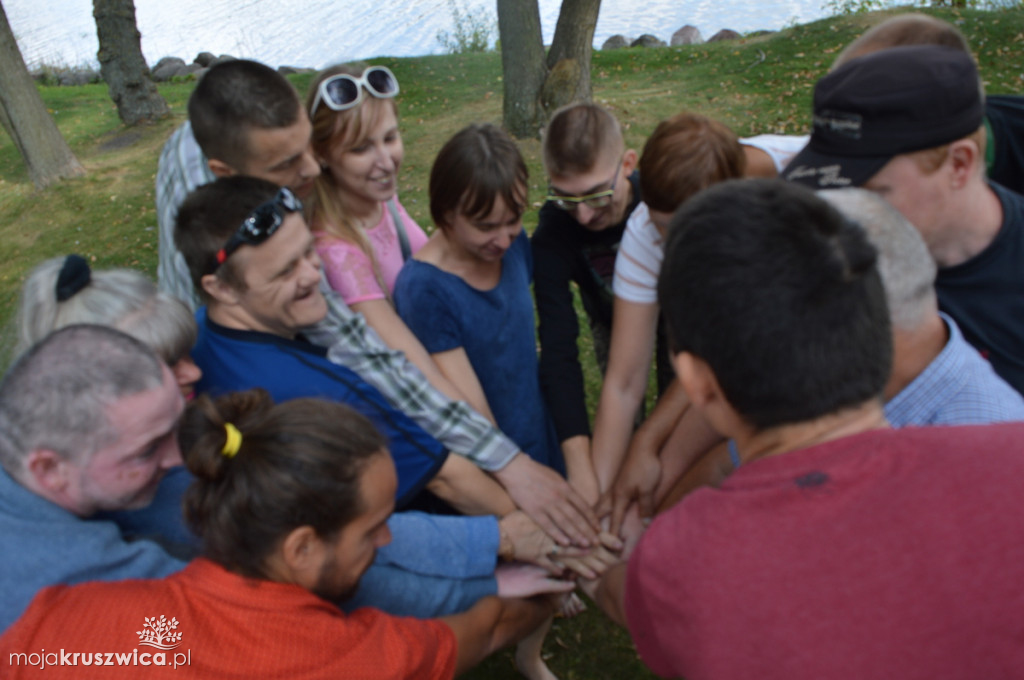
[155,123,518,470]
[155,121,212,310]
[885,314,1024,427]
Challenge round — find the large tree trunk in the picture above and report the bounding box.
[0,1,86,188]
[497,0,602,138]
[544,0,601,110]
[93,0,168,126]
[497,0,548,138]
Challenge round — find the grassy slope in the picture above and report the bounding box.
[0,7,1022,677]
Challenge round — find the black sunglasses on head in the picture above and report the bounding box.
[213,188,303,270]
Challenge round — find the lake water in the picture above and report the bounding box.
[5,0,835,71]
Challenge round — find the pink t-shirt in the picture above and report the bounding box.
[625,424,1024,679]
[314,197,428,305]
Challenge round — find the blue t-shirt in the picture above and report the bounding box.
[394,233,564,474]
[191,310,447,507]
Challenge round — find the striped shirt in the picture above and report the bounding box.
[612,202,663,305]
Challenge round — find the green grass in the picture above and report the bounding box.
[1,6,1023,677]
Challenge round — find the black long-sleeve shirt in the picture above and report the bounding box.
[531,172,642,442]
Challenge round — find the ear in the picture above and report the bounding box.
[673,352,716,410]
[621,148,639,175]
[946,139,979,190]
[278,525,326,590]
[207,158,239,179]
[23,449,74,503]
[200,273,243,306]
[673,352,742,439]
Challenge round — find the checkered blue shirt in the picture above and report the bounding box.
[885,314,1024,427]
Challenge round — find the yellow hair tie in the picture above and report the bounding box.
[221,423,242,458]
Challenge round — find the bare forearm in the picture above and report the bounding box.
[442,595,555,676]
[631,379,689,458]
[429,454,517,516]
[593,563,629,627]
[591,386,645,491]
[650,405,724,507]
[562,434,598,505]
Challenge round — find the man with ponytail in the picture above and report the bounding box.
[1,391,562,678]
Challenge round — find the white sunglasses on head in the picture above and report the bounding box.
[310,65,400,116]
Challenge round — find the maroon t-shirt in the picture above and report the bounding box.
[626,424,1024,679]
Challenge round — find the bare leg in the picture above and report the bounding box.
[514,617,558,680]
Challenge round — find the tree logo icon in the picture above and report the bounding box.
[136,615,183,650]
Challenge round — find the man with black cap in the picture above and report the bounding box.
[784,45,1024,397]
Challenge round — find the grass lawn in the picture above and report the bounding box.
[1,6,1023,678]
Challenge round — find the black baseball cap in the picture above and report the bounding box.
[783,45,984,189]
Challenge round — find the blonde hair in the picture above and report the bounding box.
[306,63,399,297]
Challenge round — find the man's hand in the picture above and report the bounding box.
[493,453,600,547]
[595,440,662,537]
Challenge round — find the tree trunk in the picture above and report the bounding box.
[497,0,548,138]
[545,0,601,109]
[0,1,86,188]
[93,0,168,126]
[497,0,601,138]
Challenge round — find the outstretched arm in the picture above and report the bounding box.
[433,346,599,546]
[590,296,660,491]
[598,382,723,535]
[427,453,517,517]
[352,299,478,407]
[441,595,560,676]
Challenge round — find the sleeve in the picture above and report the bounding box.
[379,511,498,579]
[155,122,216,311]
[315,233,388,305]
[532,213,592,442]
[739,134,810,173]
[393,265,463,354]
[309,287,520,471]
[612,203,662,305]
[345,564,496,618]
[342,609,458,679]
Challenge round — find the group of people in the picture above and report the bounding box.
[1,11,1024,679]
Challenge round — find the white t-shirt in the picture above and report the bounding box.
[612,202,662,305]
[740,134,809,173]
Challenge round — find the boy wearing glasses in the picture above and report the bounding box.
[532,103,641,501]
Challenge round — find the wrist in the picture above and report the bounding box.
[498,524,515,561]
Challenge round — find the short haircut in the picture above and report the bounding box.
[180,389,385,579]
[0,325,165,475]
[638,112,746,214]
[658,179,891,428]
[542,102,624,178]
[188,59,303,170]
[175,176,281,301]
[818,188,937,332]
[833,14,972,69]
[15,257,196,363]
[429,123,528,231]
